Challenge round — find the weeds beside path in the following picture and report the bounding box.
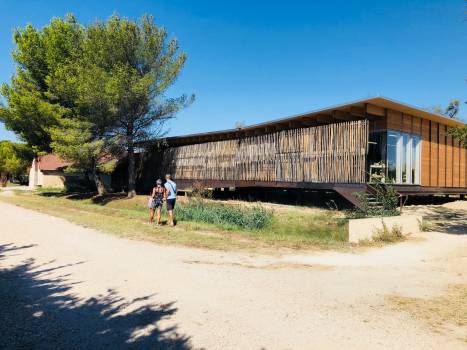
[0,190,348,252]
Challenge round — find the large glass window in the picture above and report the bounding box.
[368,130,421,185]
[387,131,399,182]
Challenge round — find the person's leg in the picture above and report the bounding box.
[149,208,155,223]
[168,199,176,226]
[172,204,176,225]
[156,206,161,225]
[167,209,173,225]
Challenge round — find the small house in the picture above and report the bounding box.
[28,154,72,189]
[28,154,111,190]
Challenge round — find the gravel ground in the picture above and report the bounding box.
[0,200,466,349]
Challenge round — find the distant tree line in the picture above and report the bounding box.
[0,141,33,187]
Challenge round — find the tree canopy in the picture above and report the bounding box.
[0,15,83,152]
[76,14,194,196]
[448,126,467,148]
[1,14,192,195]
[0,141,33,186]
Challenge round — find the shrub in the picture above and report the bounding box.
[377,184,399,212]
[176,199,273,230]
[372,221,404,243]
[350,182,400,218]
[418,219,433,232]
[189,181,213,199]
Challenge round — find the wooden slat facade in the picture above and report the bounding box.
[162,120,368,184]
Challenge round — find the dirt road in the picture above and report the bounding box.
[0,201,466,349]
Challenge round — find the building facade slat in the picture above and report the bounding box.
[162,120,369,184]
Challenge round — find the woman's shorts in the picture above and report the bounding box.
[166,198,176,210]
[148,198,163,209]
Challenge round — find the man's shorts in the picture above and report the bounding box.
[167,198,176,210]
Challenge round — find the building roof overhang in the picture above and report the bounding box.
[158,96,465,146]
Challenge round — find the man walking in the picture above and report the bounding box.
[164,174,177,226]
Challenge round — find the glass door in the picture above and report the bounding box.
[386,131,420,184]
[387,131,399,182]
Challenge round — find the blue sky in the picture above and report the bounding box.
[0,0,466,142]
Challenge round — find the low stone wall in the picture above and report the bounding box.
[348,215,422,243]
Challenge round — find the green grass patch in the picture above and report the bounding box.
[177,199,273,230]
[0,190,349,251]
[256,210,348,245]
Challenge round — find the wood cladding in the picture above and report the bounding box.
[452,140,461,187]
[460,143,466,187]
[421,119,431,186]
[162,120,368,184]
[430,122,439,186]
[438,125,446,188]
[375,107,466,188]
[446,135,453,187]
[366,104,385,117]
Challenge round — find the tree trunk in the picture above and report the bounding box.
[0,172,8,187]
[93,172,107,196]
[127,142,136,198]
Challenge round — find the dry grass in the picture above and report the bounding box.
[182,260,333,270]
[388,284,467,336]
[0,190,348,252]
[372,223,404,243]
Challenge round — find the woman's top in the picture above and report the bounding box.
[153,187,164,206]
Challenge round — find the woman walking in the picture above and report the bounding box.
[148,179,165,225]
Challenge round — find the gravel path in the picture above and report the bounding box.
[0,201,466,349]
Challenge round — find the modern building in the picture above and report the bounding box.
[141,96,466,205]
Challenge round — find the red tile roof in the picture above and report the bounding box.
[38,154,72,171]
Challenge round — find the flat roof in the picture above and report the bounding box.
[165,96,465,143]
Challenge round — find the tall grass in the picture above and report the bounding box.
[259,212,348,243]
[1,191,349,249]
[177,199,273,230]
[372,221,404,243]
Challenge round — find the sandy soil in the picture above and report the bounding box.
[0,201,466,349]
[403,200,467,235]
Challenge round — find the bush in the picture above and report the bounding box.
[372,221,404,243]
[189,181,213,199]
[418,219,433,232]
[350,182,400,218]
[177,199,273,230]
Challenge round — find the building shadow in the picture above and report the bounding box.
[404,204,467,235]
[422,206,467,235]
[0,244,195,350]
